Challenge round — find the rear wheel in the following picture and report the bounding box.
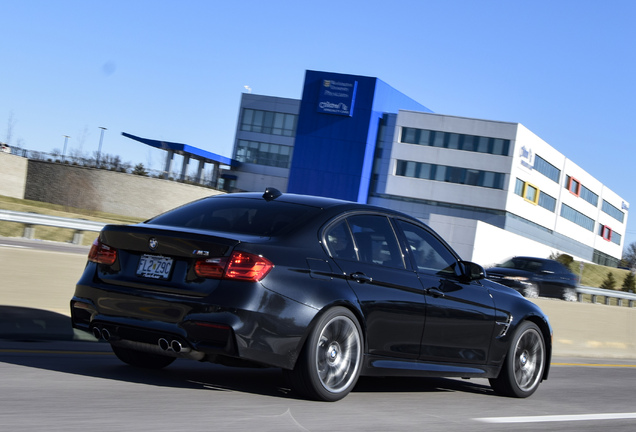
[489,321,545,398]
[284,307,363,402]
[110,344,176,369]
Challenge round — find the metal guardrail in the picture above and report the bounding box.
[576,286,636,307]
[0,209,106,244]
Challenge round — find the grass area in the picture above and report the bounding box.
[0,195,145,246]
[575,261,631,289]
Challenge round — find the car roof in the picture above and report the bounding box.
[217,191,354,208]
[513,256,553,263]
[210,191,412,217]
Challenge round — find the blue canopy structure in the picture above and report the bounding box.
[122,132,239,186]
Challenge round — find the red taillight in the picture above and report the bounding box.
[88,237,117,265]
[225,252,274,281]
[194,257,228,279]
[194,251,273,282]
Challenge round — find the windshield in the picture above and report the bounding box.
[498,258,544,272]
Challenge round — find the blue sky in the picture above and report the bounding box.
[2,1,635,247]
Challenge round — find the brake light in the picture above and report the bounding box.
[225,252,274,281]
[194,251,273,282]
[194,257,228,278]
[88,237,117,265]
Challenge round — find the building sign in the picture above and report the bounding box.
[317,79,357,116]
[519,145,534,170]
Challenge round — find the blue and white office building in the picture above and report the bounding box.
[227,70,628,267]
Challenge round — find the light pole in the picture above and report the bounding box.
[62,135,70,162]
[96,127,107,167]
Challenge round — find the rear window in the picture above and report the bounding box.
[146,197,318,236]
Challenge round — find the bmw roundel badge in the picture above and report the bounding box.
[148,237,159,251]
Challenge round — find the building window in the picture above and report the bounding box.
[600,225,622,245]
[533,155,560,183]
[524,183,539,205]
[240,109,297,137]
[565,175,599,206]
[514,178,556,212]
[538,191,557,212]
[567,176,581,196]
[580,185,599,207]
[560,203,595,231]
[602,200,625,223]
[235,140,293,168]
[395,160,505,189]
[399,127,510,156]
[599,225,612,241]
[593,249,619,267]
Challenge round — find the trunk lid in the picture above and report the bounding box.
[93,223,266,296]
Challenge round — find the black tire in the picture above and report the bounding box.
[522,283,539,298]
[110,344,176,369]
[489,321,545,398]
[284,307,363,402]
[562,288,577,302]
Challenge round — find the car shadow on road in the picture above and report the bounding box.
[0,305,76,341]
[0,305,496,400]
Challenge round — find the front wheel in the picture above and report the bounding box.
[284,307,363,402]
[562,288,577,302]
[489,321,546,398]
[522,283,539,298]
[110,344,176,369]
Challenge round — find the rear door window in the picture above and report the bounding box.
[324,214,404,269]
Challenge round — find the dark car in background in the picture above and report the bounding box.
[486,256,578,301]
[71,189,552,401]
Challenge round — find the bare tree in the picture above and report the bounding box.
[622,242,636,269]
[4,111,16,145]
[76,126,90,153]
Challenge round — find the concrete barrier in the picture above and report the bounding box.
[0,152,28,199]
[1,245,86,317]
[1,242,635,358]
[531,298,636,359]
[24,160,224,219]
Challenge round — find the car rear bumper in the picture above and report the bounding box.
[71,280,318,370]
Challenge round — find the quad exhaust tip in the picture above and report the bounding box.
[91,329,190,354]
[91,326,111,341]
[158,338,190,353]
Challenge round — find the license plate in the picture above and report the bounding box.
[136,254,173,280]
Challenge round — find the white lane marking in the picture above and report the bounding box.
[0,243,30,249]
[476,412,636,423]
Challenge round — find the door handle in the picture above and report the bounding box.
[426,287,445,298]
[350,272,373,283]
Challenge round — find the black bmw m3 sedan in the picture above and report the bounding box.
[71,188,551,401]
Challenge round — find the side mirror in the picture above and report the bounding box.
[458,261,486,282]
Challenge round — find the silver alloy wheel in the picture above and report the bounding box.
[563,288,577,302]
[523,284,539,298]
[315,315,362,393]
[513,326,545,392]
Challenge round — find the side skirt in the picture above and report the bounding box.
[361,355,501,379]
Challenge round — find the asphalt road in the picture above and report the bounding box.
[1,339,636,431]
